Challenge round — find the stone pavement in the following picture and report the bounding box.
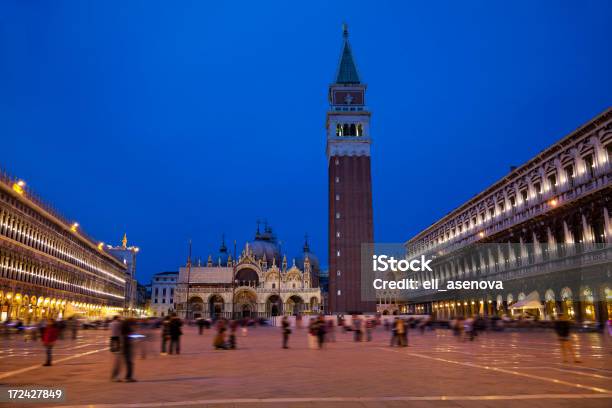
[0,324,611,407]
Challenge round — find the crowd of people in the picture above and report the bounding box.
[2,312,609,383]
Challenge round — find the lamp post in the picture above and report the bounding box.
[185,240,192,320]
[278,240,283,316]
[232,240,236,320]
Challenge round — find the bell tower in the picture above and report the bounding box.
[327,24,375,314]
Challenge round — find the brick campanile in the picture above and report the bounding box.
[327,25,375,314]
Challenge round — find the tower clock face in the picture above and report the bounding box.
[333,90,364,105]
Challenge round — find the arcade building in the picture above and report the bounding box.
[0,171,128,322]
[175,225,322,319]
[394,109,612,324]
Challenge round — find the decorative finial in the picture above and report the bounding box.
[342,23,349,39]
[303,233,310,252]
[122,233,127,248]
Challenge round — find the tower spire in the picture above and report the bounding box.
[335,23,360,84]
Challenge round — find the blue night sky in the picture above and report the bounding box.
[1,1,611,283]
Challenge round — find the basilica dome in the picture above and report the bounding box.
[249,225,281,263]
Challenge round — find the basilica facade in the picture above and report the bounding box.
[175,225,322,319]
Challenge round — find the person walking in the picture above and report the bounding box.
[110,316,122,381]
[160,316,170,355]
[197,318,205,335]
[69,316,78,340]
[326,319,336,342]
[229,320,238,349]
[554,315,581,363]
[352,315,362,342]
[42,319,59,366]
[281,316,291,349]
[120,318,136,382]
[213,319,227,349]
[390,317,398,346]
[366,319,373,342]
[316,314,326,349]
[396,318,407,347]
[169,314,183,355]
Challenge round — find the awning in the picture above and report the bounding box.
[509,291,542,309]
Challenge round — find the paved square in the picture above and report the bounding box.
[1,325,611,407]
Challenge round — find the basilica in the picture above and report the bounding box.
[174,224,322,319]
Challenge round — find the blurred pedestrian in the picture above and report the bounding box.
[169,314,183,355]
[42,319,58,366]
[308,318,317,349]
[366,319,373,342]
[390,317,398,346]
[214,319,227,349]
[110,316,122,382]
[69,316,78,340]
[120,318,136,382]
[197,318,205,335]
[160,316,170,355]
[326,319,336,342]
[316,314,326,349]
[281,316,291,348]
[464,317,475,341]
[554,315,581,363]
[229,320,238,349]
[352,315,362,342]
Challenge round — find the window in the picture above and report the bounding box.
[489,208,494,218]
[520,189,528,203]
[584,154,594,177]
[170,298,173,303]
[607,143,612,163]
[335,194,340,201]
[548,174,557,192]
[336,212,340,219]
[564,164,574,186]
[335,158,339,166]
[162,288,166,296]
[154,299,158,304]
[272,283,275,289]
[335,176,340,183]
[155,288,159,296]
[337,290,341,296]
[337,250,341,257]
[510,196,516,207]
[162,299,165,303]
[534,181,542,195]
[336,231,341,238]
[337,270,341,276]
[171,288,174,296]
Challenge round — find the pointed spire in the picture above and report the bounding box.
[186,239,192,267]
[219,233,227,253]
[303,233,310,252]
[335,23,360,84]
[122,233,128,248]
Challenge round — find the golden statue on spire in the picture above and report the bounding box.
[122,233,127,248]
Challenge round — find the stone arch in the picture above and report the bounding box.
[208,294,224,318]
[286,295,304,315]
[235,267,259,287]
[235,289,257,318]
[188,296,204,318]
[266,294,282,316]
